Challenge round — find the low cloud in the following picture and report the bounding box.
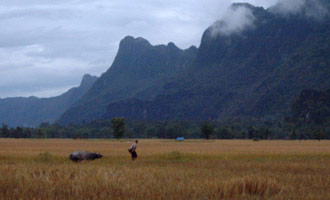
[210,5,256,37]
[270,0,329,19]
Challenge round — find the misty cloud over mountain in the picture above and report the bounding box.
[210,4,256,36]
[209,0,329,37]
[270,0,329,19]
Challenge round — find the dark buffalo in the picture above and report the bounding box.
[69,151,103,162]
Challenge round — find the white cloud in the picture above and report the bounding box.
[210,5,256,36]
[270,0,329,19]
[273,0,306,14]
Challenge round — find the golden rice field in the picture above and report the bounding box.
[0,139,329,200]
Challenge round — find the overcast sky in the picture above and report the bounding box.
[0,0,280,98]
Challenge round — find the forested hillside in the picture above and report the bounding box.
[100,2,330,122]
[58,37,197,124]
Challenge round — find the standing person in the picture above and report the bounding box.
[128,140,138,161]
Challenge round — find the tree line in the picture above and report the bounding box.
[0,117,329,140]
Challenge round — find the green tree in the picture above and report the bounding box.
[155,123,166,139]
[216,128,231,139]
[126,128,134,139]
[1,124,9,138]
[111,118,126,139]
[290,127,297,140]
[313,129,325,141]
[166,123,186,139]
[100,127,111,138]
[146,127,156,138]
[248,126,255,139]
[298,133,305,140]
[37,129,45,138]
[133,122,146,138]
[12,127,23,138]
[200,122,214,140]
[23,128,31,138]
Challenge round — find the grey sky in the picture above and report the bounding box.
[0,0,280,98]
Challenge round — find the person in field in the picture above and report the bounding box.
[128,140,138,161]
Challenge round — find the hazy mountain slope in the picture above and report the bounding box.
[0,74,97,127]
[102,2,330,121]
[58,37,197,125]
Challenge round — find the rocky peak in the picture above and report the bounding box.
[80,74,98,88]
[185,45,198,53]
[230,3,255,10]
[167,42,178,50]
[119,36,151,50]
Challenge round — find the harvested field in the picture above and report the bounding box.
[0,139,329,199]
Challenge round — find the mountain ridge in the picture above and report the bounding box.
[97,1,330,122]
[0,74,97,127]
[57,37,197,125]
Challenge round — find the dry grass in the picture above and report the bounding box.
[0,139,329,200]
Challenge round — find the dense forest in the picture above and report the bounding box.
[1,117,329,140]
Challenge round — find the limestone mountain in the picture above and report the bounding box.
[58,36,197,124]
[101,2,330,121]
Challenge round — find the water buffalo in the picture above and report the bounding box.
[69,151,103,162]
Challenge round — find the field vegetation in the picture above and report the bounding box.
[0,139,329,199]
